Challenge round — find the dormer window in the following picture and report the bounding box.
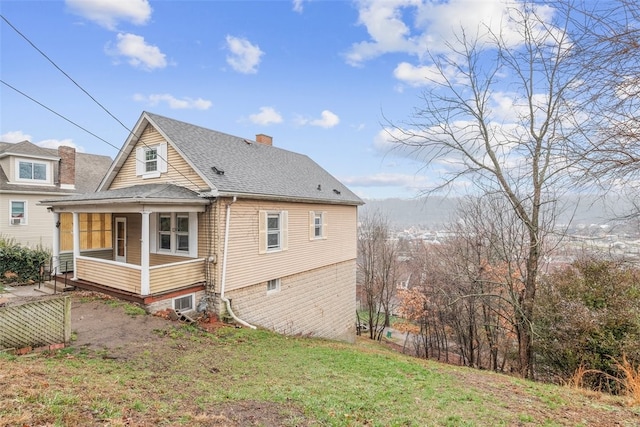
[18,161,47,181]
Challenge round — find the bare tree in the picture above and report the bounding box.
[570,1,640,188]
[387,3,586,377]
[357,211,399,340]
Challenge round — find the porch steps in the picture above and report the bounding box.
[42,280,75,293]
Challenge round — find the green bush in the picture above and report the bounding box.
[535,257,640,393]
[0,236,50,284]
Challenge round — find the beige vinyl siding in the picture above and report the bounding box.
[76,257,141,293]
[149,258,206,293]
[220,198,357,292]
[0,193,55,249]
[149,253,192,266]
[108,125,208,191]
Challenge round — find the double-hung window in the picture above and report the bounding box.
[18,160,47,182]
[144,147,158,172]
[10,201,26,225]
[309,211,327,240]
[259,210,288,253]
[159,213,172,250]
[152,212,196,256]
[136,143,167,178]
[267,213,280,250]
[176,214,190,252]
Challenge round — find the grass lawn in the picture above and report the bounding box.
[1,300,639,426]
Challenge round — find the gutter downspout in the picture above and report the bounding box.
[220,196,257,329]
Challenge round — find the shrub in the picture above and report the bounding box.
[0,235,50,284]
[535,257,640,393]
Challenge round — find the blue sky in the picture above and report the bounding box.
[1,0,544,199]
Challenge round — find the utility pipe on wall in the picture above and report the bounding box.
[220,196,256,329]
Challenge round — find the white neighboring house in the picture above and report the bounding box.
[0,140,111,249]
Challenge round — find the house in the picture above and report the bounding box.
[42,112,363,342]
[0,140,111,250]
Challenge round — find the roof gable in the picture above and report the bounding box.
[134,112,362,204]
[0,140,60,160]
[0,140,112,194]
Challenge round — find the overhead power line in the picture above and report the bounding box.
[1,14,204,191]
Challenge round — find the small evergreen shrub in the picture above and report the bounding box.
[0,235,50,284]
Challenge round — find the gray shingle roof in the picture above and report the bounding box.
[0,140,59,159]
[0,141,112,194]
[144,112,363,205]
[42,183,207,205]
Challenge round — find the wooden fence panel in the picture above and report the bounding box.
[0,296,71,350]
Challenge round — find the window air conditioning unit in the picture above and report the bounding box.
[11,218,21,225]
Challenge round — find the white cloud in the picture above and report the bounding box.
[37,139,85,152]
[309,110,340,128]
[345,0,419,66]
[249,107,283,125]
[341,172,426,187]
[133,93,212,110]
[1,130,32,143]
[347,0,559,67]
[393,62,450,87]
[66,0,152,30]
[109,33,167,70]
[292,0,304,13]
[225,35,264,74]
[1,131,84,152]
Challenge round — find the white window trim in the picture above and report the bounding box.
[172,293,195,311]
[149,212,198,257]
[309,211,328,240]
[136,143,168,178]
[9,200,27,225]
[259,210,288,254]
[267,278,281,295]
[14,158,52,184]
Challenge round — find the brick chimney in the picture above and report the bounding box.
[256,134,272,146]
[58,145,76,190]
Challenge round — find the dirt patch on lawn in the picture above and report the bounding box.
[66,293,308,427]
[71,295,172,359]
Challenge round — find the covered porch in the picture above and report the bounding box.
[43,184,213,300]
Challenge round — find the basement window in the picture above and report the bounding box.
[173,294,194,312]
[267,278,281,294]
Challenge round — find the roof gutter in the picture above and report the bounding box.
[220,196,256,329]
[217,191,364,206]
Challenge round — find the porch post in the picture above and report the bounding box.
[52,211,60,274]
[72,211,80,281]
[140,210,151,295]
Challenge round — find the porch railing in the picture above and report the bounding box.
[75,256,205,295]
[149,258,205,294]
[76,256,142,294]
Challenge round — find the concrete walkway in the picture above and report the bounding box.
[0,282,63,304]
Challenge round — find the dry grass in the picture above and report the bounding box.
[617,355,640,406]
[569,356,640,407]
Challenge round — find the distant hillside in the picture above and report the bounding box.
[360,195,632,230]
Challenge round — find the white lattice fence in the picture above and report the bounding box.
[0,296,71,350]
